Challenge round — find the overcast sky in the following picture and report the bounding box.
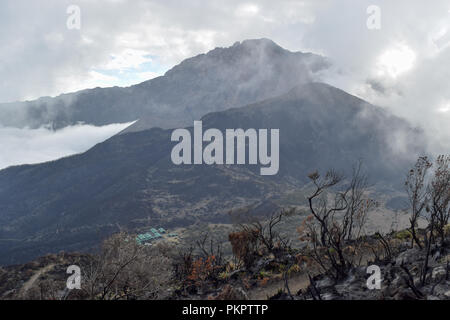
[0,0,449,168]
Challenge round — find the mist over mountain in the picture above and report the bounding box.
[0,82,425,265]
[0,122,133,170]
[1,0,449,301]
[0,39,329,132]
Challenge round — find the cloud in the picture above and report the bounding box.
[0,122,133,170]
[0,0,449,155]
[297,0,450,154]
[235,3,260,17]
[0,0,319,103]
[101,49,153,71]
[376,44,416,78]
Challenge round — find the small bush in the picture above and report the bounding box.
[394,230,412,240]
[258,270,271,279]
[218,271,229,280]
[444,224,450,236]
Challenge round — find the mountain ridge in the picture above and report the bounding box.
[0,82,425,265]
[0,39,329,132]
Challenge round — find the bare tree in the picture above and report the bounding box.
[419,155,450,286]
[228,208,294,270]
[241,209,293,255]
[300,164,374,279]
[429,155,450,246]
[405,156,432,249]
[229,227,260,270]
[82,232,173,300]
[196,233,224,266]
[342,161,373,241]
[173,246,194,283]
[306,169,345,247]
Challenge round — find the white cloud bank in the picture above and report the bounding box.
[0,122,133,170]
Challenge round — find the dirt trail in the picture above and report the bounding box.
[249,273,310,300]
[248,252,375,300]
[19,264,55,296]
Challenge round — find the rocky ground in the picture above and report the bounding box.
[1,228,449,300]
[270,239,450,300]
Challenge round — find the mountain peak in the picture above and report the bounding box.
[233,38,282,50]
[123,39,330,132]
[0,38,330,133]
[165,38,291,75]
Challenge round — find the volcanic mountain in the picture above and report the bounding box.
[0,39,329,131]
[0,82,425,265]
